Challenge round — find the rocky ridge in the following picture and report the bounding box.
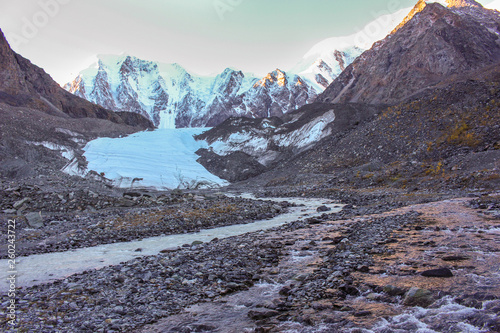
[316,0,500,105]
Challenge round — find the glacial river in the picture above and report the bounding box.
[0,194,343,292]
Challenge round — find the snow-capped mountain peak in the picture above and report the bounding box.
[65,56,318,128]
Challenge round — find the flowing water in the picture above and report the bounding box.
[0,194,343,292]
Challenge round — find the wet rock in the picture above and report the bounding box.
[247,310,280,320]
[383,285,406,296]
[403,287,435,307]
[279,286,292,296]
[316,205,331,212]
[294,274,309,282]
[25,212,44,228]
[421,267,453,278]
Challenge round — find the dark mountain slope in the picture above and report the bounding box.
[201,1,500,191]
[0,29,153,179]
[257,62,500,191]
[316,1,500,105]
[0,29,153,128]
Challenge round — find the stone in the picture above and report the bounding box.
[403,287,435,307]
[441,255,469,261]
[339,284,359,296]
[354,310,372,317]
[247,310,280,320]
[316,205,331,212]
[383,285,406,296]
[293,274,309,282]
[25,212,44,228]
[193,195,205,201]
[421,267,453,278]
[13,197,31,209]
[117,198,135,207]
[357,265,370,272]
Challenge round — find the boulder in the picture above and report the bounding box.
[25,212,44,228]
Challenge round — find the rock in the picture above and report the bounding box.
[403,287,435,307]
[123,192,142,198]
[441,255,469,261]
[25,212,44,228]
[3,209,16,214]
[13,197,31,209]
[117,198,135,207]
[383,285,406,296]
[354,310,372,317]
[357,265,370,272]
[421,267,453,278]
[317,205,331,212]
[339,284,359,296]
[193,195,205,201]
[279,286,292,296]
[293,274,309,282]
[247,310,280,320]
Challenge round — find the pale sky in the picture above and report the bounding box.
[0,0,497,84]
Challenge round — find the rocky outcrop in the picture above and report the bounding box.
[0,30,153,129]
[194,103,382,178]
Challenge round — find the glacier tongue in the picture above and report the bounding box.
[81,128,228,189]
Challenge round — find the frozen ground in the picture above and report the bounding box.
[82,128,228,189]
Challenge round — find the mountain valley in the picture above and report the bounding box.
[1,1,500,332]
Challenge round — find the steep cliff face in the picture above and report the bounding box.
[316,1,500,105]
[65,55,318,128]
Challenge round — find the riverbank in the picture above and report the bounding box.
[0,195,342,291]
[2,190,499,332]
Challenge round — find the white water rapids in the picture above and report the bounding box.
[0,194,343,292]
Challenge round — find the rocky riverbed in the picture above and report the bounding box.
[1,187,498,332]
[0,184,294,258]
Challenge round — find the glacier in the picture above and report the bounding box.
[81,128,228,189]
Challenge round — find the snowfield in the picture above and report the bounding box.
[82,128,229,189]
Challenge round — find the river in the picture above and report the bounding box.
[0,194,343,292]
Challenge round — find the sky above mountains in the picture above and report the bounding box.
[0,0,498,84]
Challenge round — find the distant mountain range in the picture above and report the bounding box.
[63,6,411,128]
[195,0,500,188]
[65,56,317,128]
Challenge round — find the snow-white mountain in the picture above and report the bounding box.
[64,7,417,128]
[64,55,318,128]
